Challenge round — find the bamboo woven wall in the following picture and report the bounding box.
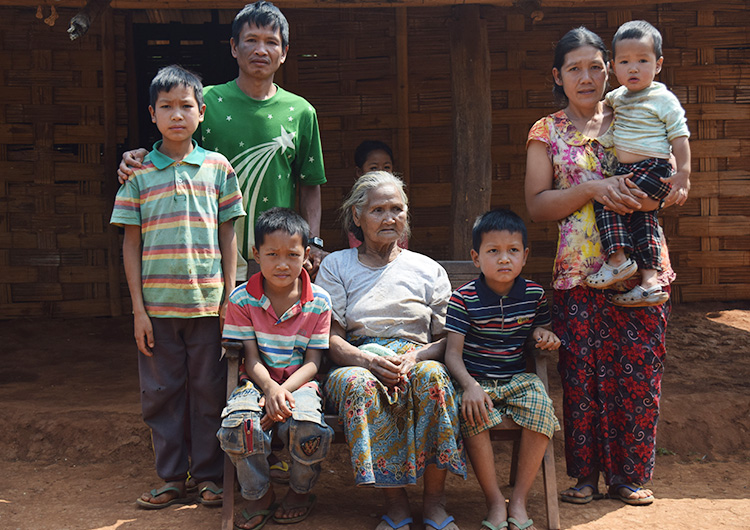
[1,1,748,318]
[0,7,128,318]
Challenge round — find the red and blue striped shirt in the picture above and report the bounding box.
[446,275,550,381]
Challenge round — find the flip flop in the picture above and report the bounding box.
[270,460,291,484]
[378,515,414,530]
[481,521,509,530]
[197,481,223,507]
[424,515,457,530]
[272,494,317,524]
[235,503,278,530]
[135,485,190,510]
[608,484,655,505]
[507,517,534,530]
[560,483,603,504]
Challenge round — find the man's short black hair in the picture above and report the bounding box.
[254,207,309,248]
[149,65,204,109]
[232,1,289,49]
[472,208,528,252]
[612,20,663,58]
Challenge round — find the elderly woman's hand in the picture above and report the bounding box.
[367,355,404,388]
[394,347,424,380]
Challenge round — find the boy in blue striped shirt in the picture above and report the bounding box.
[445,209,560,530]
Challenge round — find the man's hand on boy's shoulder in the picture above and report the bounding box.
[117,148,149,184]
[532,327,561,351]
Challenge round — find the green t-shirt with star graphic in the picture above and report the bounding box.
[198,81,326,276]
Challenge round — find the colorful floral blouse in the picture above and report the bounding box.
[527,110,675,291]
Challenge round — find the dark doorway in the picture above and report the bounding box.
[131,12,237,148]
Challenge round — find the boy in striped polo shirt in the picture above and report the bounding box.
[111,65,245,509]
[219,207,333,528]
[445,209,560,530]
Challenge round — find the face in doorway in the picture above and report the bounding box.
[230,22,288,82]
[356,150,394,177]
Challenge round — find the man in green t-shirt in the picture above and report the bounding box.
[119,1,326,280]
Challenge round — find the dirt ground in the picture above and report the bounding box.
[1,301,749,530]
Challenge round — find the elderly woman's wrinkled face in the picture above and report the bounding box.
[354,184,407,246]
[553,45,608,109]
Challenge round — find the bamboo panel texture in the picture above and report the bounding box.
[2,1,749,318]
[0,7,128,318]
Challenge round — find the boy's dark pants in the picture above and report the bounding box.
[594,158,673,270]
[138,317,226,483]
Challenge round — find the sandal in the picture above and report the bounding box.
[424,515,457,530]
[197,480,223,507]
[481,520,509,530]
[612,285,669,307]
[272,494,317,525]
[270,460,291,484]
[235,503,278,530]
[377,515,413,530]
[560,483,603,504]
[507,517,535,530]
[585,259,637,289]
[135,484,190,510]
[608,484,655,505]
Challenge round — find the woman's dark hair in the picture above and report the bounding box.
[552,26,608,106]
[354,140,394,170]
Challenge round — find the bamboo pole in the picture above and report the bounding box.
[396,7,410,188]
[103,7,123,316]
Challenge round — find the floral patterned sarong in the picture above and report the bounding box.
[324,335,466,486]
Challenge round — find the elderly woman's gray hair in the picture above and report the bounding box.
[341,171,410,243]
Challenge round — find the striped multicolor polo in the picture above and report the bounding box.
[223,269,331,385]
[110,141,245,318]
[445,275,551,382]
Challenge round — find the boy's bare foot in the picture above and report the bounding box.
[196,480,223,506]
[135,480,188,509]
[507,498,537,530]
[480,497,507,530]
[507,516,537,530]
[273,490,317,523]
[236,489,276,530]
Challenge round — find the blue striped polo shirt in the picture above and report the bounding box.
[445,275,551,381]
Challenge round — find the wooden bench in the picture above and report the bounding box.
[220,260,560,530]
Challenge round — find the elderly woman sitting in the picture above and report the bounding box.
[316,171,466,530]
